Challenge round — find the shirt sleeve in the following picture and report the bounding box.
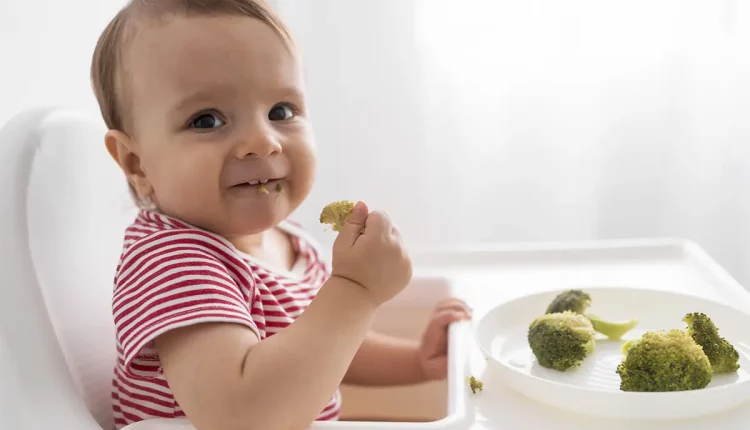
[112,229,259,375]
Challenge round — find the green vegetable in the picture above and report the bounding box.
[545,289,638,340]
[616,329,712,392]
[545,289,592,314]
[621,338,638,355]
[468,375,483,394]
[528,311,596,371]
[319,200,356,232]
[587,314,639,341]
[683,312,740,373]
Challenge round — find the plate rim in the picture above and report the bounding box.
[474,285,750,397]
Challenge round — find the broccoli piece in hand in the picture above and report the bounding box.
[319,200,356,232]
[683,312,740,373]
[528,311,596,371]
[616,329,712,392]
[545,289,638,340]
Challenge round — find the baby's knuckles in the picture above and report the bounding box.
[362,238,412,304]
[331,220,411,306]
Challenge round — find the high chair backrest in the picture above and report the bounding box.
[0,109,137,430]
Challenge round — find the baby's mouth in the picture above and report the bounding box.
[231,178,284,194]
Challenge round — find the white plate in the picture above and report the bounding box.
[475,287,750,420]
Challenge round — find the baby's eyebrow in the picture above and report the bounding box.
[169,84,305,119]
[276,85,305,101]
[171,84,237,115]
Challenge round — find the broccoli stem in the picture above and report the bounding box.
[584,338,595,354]
[586,314,638,340]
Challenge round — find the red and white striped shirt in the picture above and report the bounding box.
[111,210,340,428]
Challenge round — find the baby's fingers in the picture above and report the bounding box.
[337,201,369,246]
[364,210,393,239]
[424,309,465,353]
[435,298,472,319]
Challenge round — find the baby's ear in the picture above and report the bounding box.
[104,129,153,199]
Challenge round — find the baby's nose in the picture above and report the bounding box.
[234,126,282,159]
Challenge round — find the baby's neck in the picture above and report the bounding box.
[227,231,267,256]
[229,228,297,272]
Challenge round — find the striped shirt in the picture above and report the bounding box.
[111,210,340,428]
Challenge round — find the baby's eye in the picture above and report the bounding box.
[190,112,225,129]
[268,103,295,121]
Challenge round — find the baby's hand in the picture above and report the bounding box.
[418,299,472,380]
[330,201,412,306]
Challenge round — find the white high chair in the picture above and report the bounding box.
[0,108,472,430]
[0,108,136,430]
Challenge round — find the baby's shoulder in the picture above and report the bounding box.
[117,210,245,274]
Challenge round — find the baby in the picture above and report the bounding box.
[91,1,470,429]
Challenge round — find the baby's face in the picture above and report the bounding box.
[125,15,316,238]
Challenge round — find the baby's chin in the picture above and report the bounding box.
[158,181,300,237]
[222,192,295,234]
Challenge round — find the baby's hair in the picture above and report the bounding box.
[90,0,292,205]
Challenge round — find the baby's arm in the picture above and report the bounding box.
[344,299,471,386]
[157,276,375,430]
[153,202,411,430]
[343,331,425,386]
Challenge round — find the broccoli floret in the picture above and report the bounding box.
[616,329,712,392]
[683,312,740,373]
[528,311,596,371]
[546,289,592,314]
[621,337,639,355]
[468,375,483,394]
[545,289,638,340]
[319,200,356,232]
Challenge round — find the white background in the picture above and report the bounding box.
[3,0,750,286]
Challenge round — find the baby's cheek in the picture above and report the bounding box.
[154,161,218,208]
[288,147,317,198]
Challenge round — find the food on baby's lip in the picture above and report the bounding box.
[545,289,638,340]
[319,200,356,232]
[276,182,284,193]
[616,329,712,392]
[528,311,595,372]
[257,183,269,194]
[683,312,740,373]
[468,375,483,394]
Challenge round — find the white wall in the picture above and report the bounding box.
[277,0,750,286]
[4,0,750,286]
[0,1,127,123]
